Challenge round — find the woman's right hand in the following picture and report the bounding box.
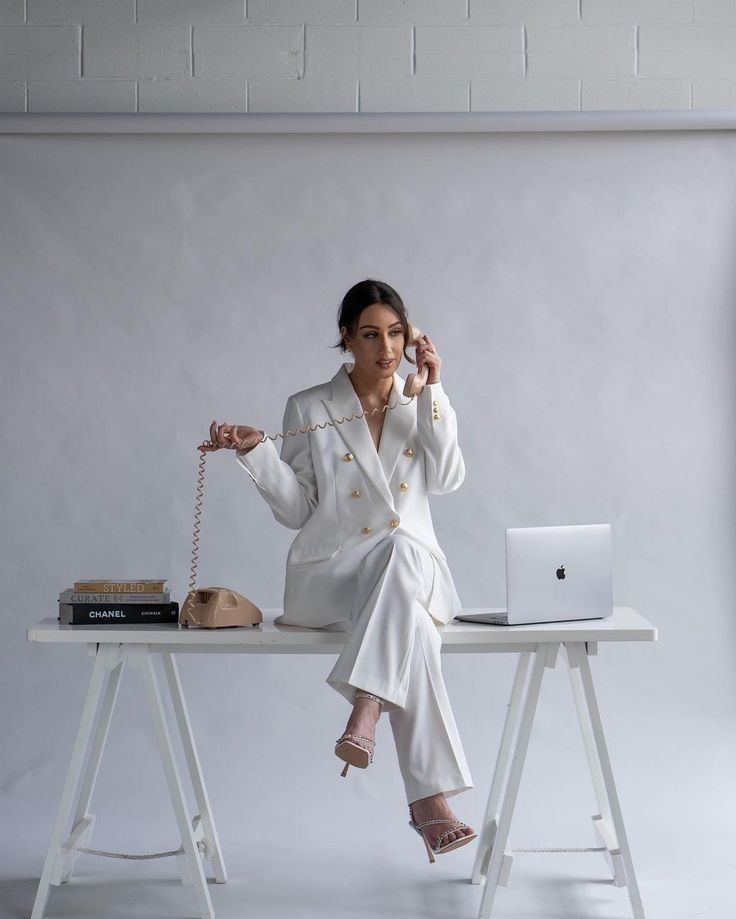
[204,420,265,453]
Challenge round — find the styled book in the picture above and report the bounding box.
[73,579,168,594]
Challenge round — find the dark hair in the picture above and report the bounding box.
[332,278,417,366]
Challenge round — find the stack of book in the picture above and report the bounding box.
[58,579,179,625]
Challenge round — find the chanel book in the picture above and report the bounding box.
[58,601,179,625]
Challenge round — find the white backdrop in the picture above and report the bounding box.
[1,117,734,918]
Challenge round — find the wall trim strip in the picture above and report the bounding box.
[2,110,736,134]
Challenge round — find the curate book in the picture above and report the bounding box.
[59,589,171,604]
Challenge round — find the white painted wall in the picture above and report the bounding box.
[3,1,736,113]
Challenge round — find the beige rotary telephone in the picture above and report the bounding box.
[180,325,430,628]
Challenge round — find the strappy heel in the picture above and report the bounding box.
[408,803,478,864]
[334,691,384,777]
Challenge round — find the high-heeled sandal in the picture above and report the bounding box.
[408,803,478,864]
[334,690,383,777]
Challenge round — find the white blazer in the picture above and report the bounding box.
[236,361,465,628]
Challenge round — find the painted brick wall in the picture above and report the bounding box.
[1,1,735,113]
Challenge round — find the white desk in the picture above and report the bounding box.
[27,606,657,919]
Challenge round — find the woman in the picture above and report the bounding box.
[209,279,476,863]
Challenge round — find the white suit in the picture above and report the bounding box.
[236,361,474,802]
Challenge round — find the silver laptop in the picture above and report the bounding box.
[454,524,613,626]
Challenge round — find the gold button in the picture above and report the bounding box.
[389,518,400,528]
[433,412,440,419]
[403,448,414,457]
[362,526,372,535]
[343,452,354,461]
[432,400,439,406]
[399,482,408,491]
[351,489,361,498]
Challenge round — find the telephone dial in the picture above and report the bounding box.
[180,325,430,628]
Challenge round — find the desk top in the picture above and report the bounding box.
[26,607,657,653]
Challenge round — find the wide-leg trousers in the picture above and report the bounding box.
[324,534,474,805]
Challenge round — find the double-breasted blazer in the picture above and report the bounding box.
[236,361,465,628]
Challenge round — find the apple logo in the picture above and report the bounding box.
[556,564,566,580]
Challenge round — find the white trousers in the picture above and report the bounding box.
[324,534,474,805]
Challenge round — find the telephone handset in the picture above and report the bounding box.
[181,323,430,628]
[402,324,430,397]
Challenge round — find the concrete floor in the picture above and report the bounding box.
[5,811,732,919]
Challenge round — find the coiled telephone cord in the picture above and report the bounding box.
[189,395,414,594]
[72,406,415,863]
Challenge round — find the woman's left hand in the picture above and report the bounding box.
[416,334,441,385]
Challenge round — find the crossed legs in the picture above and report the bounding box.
[325,535,475,848]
